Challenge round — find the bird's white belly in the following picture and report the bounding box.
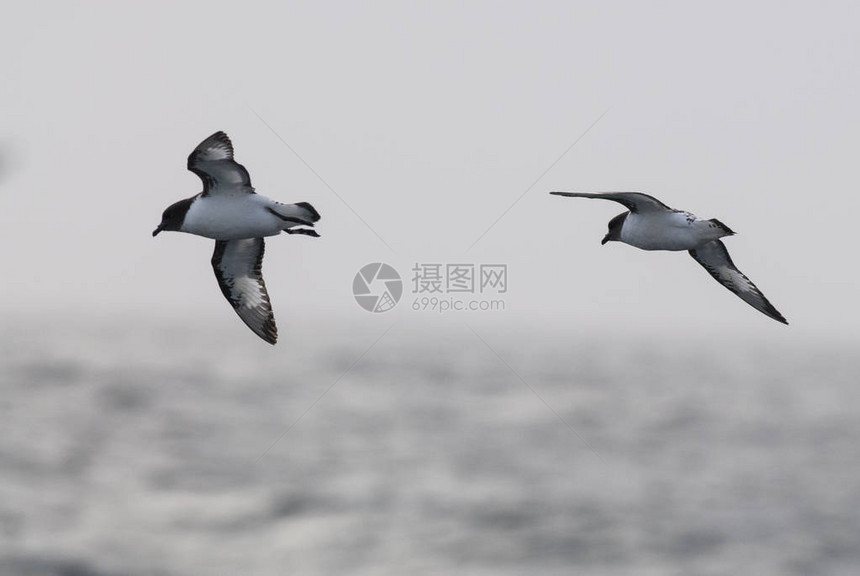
[182,196,283,240]
[621,212,705,251]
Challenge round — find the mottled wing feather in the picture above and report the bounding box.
[188,131,254,196]
[550,191,672,213]
[689,240,787,324]
[212,238,278,344]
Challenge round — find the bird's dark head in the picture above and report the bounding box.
[153,197,193,237]
[601,212,628,245]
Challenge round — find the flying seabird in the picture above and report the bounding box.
[153,131,321,344]
[550,191,787,324]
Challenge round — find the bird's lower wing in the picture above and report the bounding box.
[688,240,787,324]
[550,191,672,213]
[211,238,278,344]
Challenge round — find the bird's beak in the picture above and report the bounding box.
[152,225,163,237]
[601,234,610,245]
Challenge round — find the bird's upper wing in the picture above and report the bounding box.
[188,131,254,196]
[211,238,278,344]
[550,191,672,213]
[689,240,787,324]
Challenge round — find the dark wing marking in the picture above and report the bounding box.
[689,240,788,324]
[550,191,673,213]
[211,238,278,344]
[188,131,254,196]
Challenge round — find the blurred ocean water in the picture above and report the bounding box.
[1,316,859,575]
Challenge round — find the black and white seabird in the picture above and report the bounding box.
[153,131,321,344]
[550,191,787,324]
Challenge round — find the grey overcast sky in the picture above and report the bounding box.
[1,1,858,339]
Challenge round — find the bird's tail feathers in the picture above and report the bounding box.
[708,218,735,235]
[294,202,321,223]
[268,202,321,228]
